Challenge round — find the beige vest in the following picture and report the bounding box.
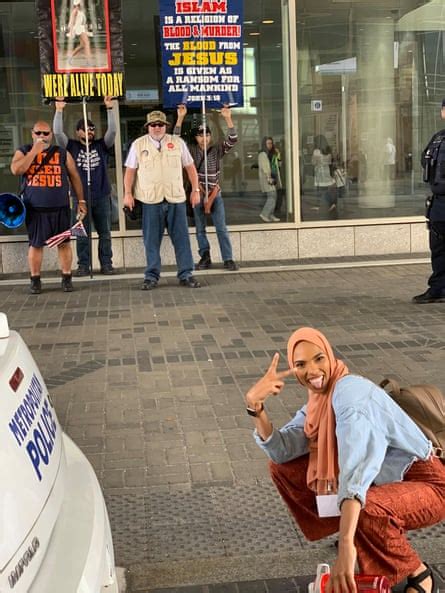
[133,134,186,204]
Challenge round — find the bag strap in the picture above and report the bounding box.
[432,446,445,460]
[195,151,209,175]
[195,147,221,193]
[379,377,401,397]
[196,145,219,174]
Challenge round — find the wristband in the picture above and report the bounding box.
[78,200,86,203]
[106,107,113,110]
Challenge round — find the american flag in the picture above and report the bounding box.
[45,221,87,248]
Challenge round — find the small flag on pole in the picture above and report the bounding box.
[45,220,87,248]
[70,220,87,237]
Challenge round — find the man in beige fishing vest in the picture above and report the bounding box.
[123,110,201,290]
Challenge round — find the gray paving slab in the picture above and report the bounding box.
[1,261,444,593]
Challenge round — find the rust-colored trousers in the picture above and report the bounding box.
[269,455,445,586]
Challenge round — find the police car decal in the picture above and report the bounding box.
[8,537,40,589]
[8,373,57,481]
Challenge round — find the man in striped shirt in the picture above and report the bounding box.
[175,104,239,271]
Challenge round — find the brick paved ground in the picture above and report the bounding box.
[1,261,444,592]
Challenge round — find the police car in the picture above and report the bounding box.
[0,312,119,592]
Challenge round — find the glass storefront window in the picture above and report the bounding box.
[0,2,41,237]
[120,1,291,229]
[1,2,290,238]
[4,0,444,240]
[297,0,445,222]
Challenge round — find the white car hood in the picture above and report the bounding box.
[0,329,62,571]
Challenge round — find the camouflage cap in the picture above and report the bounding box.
[144,111,168,127]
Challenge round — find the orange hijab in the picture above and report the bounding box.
[287,327,349,495]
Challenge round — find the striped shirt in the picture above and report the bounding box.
[175,126,237,190]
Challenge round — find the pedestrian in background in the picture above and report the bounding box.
[311,135,336,212]
[258,136,281,222]
[383,137,396,180]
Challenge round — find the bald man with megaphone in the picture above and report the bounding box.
[10,120,86,294]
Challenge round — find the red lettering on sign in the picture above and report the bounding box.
[176,1,227,14]
[164,25,191,38]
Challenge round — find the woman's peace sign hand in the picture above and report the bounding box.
[245,353,295,409]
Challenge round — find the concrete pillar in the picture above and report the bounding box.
[357,19,396,208]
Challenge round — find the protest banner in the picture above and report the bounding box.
[37,0,125,101]
[160,0,243,108]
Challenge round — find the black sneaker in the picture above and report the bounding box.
[101,265,116,275]
[61,274,73,292]
[223,259,239,271]
[179,276,201,288]
[196,251,211,270]
[141,279,158,291]
[30,275,42,295]
[412,289,445,304]
[74,266,89,277]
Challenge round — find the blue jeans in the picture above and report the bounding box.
[193,193,233,261]
[76,196,113,269]
[142,200,194,281]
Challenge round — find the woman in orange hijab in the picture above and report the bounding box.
[245,327,445,593]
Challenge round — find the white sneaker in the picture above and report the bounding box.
[269,215,280,222]
[259,213,270,222]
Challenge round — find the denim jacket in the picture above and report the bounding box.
[254,375,433,508]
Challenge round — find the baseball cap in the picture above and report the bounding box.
[76,118,95,131]
[144,111,168,127]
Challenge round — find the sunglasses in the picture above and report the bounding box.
[33,130,51,136]
[149,123,166,128]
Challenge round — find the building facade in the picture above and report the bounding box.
[1,0,443,273]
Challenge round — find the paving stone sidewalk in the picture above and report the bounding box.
[1,262,444,592]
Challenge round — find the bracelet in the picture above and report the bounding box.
[193,188,200,192]
[78,200,86,203]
